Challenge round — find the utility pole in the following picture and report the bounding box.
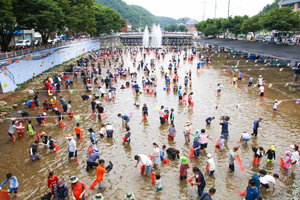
[228,0,230,18]
[215,0,217,18]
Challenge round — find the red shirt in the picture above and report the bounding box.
[47,176,59,194]
[72,181,86,200]
[45,82,50,90]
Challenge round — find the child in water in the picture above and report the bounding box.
[220,135,225,151]
[266,146,276,162]
[170,108,175,124]
[154,174,162,192]
[142,103,148,120]
[99,124,106,137]
[74,123,82,139]
[182,92,187,105]
[27,120,35,137]
[164,107,169,122]
[217,84,221,96]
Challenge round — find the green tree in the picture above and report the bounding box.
[94,4,125,34]
[261,7,300,31]
[203,24,219,36]
[0,0,16,52]
[14,0,64,44]
[229,15,249,39]
[165,24,178,32]
[241,15,263,34]
[178,25,186,32]
[258,0,280,15]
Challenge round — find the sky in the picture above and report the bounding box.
[123,0,276,21]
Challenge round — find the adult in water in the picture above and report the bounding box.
[166,147,180,160]
[134,154,152,176]
[189,167,206,197]
[118,113,130,127]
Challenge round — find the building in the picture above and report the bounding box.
[120,19,132,33]
[278,0,300,11]
[188,25,197,33]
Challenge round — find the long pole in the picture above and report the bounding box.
[228,0,230,18]
[203,1,206,21]
[215,0,217,18]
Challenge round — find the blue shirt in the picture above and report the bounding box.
[253,120,258,129]
[166,78,170,83]
[178,89,182,97]
[26,100,33,107]
[206,117,212,123]
[221,122,229,133]
[87,152,100,162]
[239,72,243,78]
[90,132,97,143]
[133,84,139,89]
[249,77,253,82]
[91,101,96,110]
[252,173,260,192]
[245,185,259,200]
[122,115,130,121]
[193,140,201,153]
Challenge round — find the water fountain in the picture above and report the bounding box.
[151,24,162,48]
[142,25,149,47]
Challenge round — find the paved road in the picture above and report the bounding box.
[195,38,300,61]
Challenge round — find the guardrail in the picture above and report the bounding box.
[0,38,93,60]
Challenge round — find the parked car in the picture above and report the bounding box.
[69,37,75,40]
[16,40,31,48]
[255,35,264,41]
[246,32,254,40]
[264,35,271,42]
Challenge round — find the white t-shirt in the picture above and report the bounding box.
[153,147,160,157]
[106,125,113,130]
[67,104,71,113]
[139,154,152,166]
[273,102,278,109]
[291,151,299,164]
[258,77,264,85]
[242,133,250,138]
[260,175,276,185]
[99,88,105,94]
[207,158,215,171]
[185,125,191,133]
[260,86,264,93]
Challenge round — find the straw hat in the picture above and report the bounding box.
[41,132,46,135]
[270,146,275,150]
[185,121,192,125]
[66,134,73,139]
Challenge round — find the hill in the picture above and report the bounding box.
[258,0,280,15]
[95,0,189,27]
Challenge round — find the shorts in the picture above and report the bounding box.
[87,161,98,168]
[258,84,262,88]
[294,74,299,79]
[222,132,229,140]
[248,82,252,86]
[229,164,234,172]
[8,132,14,137]
[259,92,264,97]
[206,121,211,125]
[98,182,105,189]
[261,183,270,189]
[201,143,207,150]
[49,146,55,150]
[146,165,151,174]
[208,170,215,176]
[63,104,67,112]
[179,96,182,100]
[107,130,113,137]
[184,133,190,138]
[217,89,221,92]
[273,108,277,111]
[69,150,77,158]
[194,150,200,157]
[124,119,130,124]
[9,188,18,193]
[238,77,241,80]
[242,136,250,141]
[180,175,187,181]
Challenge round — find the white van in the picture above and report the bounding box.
[246,32,254,40]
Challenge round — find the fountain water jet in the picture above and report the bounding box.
[142,25,149,47]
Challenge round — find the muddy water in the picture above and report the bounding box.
[0,50,299,200]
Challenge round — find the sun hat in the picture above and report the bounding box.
[41,132,46,135]
[186,121,192,125]
[206,153,212,158]
[124,191,135,200]
[259,75,262,77]
[69,176,79,184]
[270,146,275,150]
[92,193,104,200]
[42,112,47,115]
[66,134,73,139]
[180,156,188,164]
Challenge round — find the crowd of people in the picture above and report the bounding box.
[1,46,299,200]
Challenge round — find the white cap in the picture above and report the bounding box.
[206,153,212,158]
